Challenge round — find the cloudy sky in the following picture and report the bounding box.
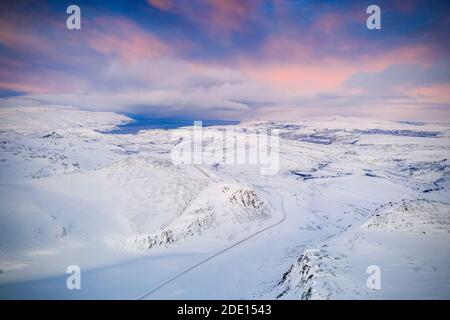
[0,0,449,121]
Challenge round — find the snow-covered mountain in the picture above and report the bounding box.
[0,106,449,299]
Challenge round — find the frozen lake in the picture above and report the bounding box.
[103,116,239,134]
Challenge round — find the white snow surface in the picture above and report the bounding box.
[0,106,449,299]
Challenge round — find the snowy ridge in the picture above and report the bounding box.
[0,107,130,133]
[133,183,272,250]
[362,199,450,234]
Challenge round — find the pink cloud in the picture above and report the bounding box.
[147,0,260,36]
[389,0,419,13]
[410,84,450,104]
[235,24,439,94]
[238,47,436,95]
[0,16,59,59]
[0,67,90,94]
[0,14,180,93]
[85,17,171,61]
[147,0,174,11]
[313,13,342,34]
[240,62,354,95]
[206,0,258,34]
